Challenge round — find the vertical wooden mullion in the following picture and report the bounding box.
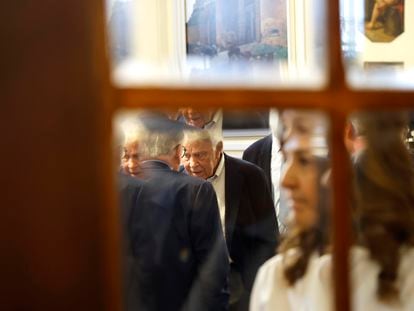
[327,0,350,310]
[330,105,351,311]
[327,0,345,90]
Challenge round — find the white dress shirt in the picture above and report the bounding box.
[207,153,226,237]
[271,134,285,231]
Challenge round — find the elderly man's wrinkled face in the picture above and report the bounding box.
[182,139,221,180]
[181,108,215,128]
[121,142,140,177]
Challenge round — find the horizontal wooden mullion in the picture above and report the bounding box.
[113,87,334,110]
[114,87,414,112]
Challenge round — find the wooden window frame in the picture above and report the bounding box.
[111,1,414,311]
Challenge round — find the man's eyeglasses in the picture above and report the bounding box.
[181,146,187,159]
[181,146,210,161]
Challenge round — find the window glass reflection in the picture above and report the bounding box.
[106,0,327,87]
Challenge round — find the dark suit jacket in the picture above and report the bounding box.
[223,154,278,310]
[242,134,273,193]
[118,173,145,311]
[242,135,291,235]
[129,160,229,311]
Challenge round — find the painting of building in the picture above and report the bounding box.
[186,0,287,60]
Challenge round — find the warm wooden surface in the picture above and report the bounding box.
[0,1,120,310]
[115,88,414,110]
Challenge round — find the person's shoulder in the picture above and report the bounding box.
[260,253,284,271]
[243,134,272,156]
[172,169,211,187]
[225,154,266,176]
[255,254,286,285]
[313,253,333,286]
[118,173,144,190]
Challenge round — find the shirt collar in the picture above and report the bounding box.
[208,153,225,182]
[141,160,172,170]
[271,132,281,151]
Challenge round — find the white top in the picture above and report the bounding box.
[250,250,323,311]
[316,246,414,311]
[270,133,283,230]
[208,153,226,237]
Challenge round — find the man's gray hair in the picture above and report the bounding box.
[183,128,223,149]
[138,128,183,158]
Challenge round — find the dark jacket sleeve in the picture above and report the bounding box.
[184,181,230,311]
[118,174,144,311]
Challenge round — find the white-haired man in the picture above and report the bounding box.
[182,128,278,311]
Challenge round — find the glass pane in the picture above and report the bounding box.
[105,0,328,88]
[345,110,414,309]
[114,108,332,310]
[341,0,414,89]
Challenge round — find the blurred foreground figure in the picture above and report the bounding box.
[182,129,278,311]
[318,111,414,311]
[126,115,229,311]
[250,110,330,311]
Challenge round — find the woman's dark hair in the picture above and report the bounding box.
[279,156,331,286]
[353,111,414,302]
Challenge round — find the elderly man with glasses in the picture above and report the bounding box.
[182,128,278,311]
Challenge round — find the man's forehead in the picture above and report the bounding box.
[124,142,138,149]
[183,139,213,150]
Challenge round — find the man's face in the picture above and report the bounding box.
[182,139,221,179]
[181,108,214,128]
[121,142,140,177]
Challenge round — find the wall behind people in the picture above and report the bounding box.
[361,1,413,66]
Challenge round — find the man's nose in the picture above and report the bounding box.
[189,156,199,167]
[128,158,137,168]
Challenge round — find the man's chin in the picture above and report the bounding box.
[191,172,206,179]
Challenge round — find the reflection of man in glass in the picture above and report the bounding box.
[366,0,400,30]
[180,107,223,139]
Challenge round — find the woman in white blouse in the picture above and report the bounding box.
[317,112,414,311]
[349,112,414,310]
[250,110,330,311]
